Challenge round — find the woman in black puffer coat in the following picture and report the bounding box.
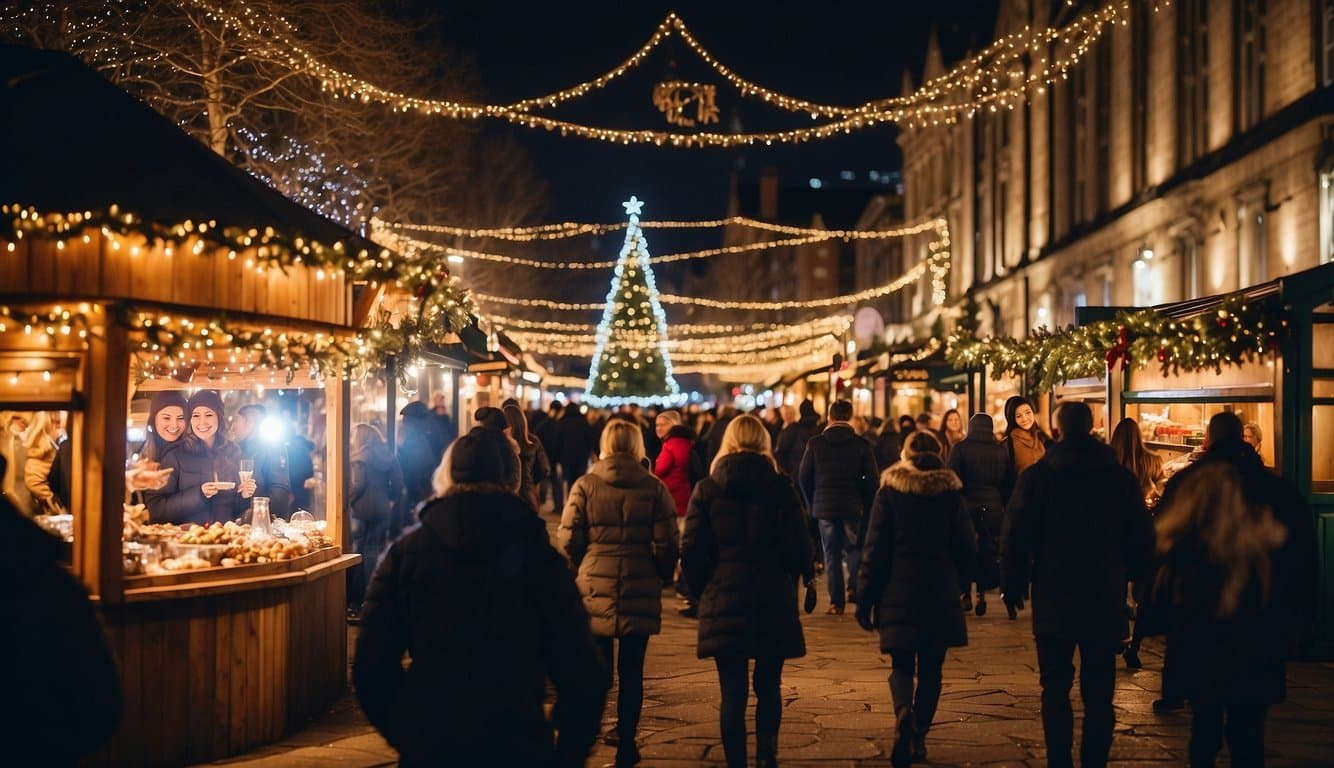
[856,430,975,768]
[682,414,813,768]
[354,428,607,768]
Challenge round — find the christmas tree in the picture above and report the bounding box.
[585,196,683,405]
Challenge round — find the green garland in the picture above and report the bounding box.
[947,293,1284,390]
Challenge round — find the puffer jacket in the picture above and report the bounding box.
[653,424,696,517]
[774,405,820,479]
[516,438,551,505]
[559,453,678,636]
[354,486,607,767]
[144,438,246,526]
[797,423,879,522]
[947,425,1009,513]
[349,442,404,523]
[682,451,813,660]
[858,456,975,652]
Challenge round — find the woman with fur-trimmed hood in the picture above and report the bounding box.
[855,430,976,768]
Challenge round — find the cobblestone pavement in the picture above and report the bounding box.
[207,512,1334,767]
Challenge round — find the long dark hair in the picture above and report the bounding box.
[1110,418,1161,494]
[1003,396,1049,441]
[503,403,533,446]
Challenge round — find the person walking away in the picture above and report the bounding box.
[936,409,965,461]
[947,413,1010,617]
[504,403,551,509]
[1108,417,1163,668]
[534,401,562,509]
[1,454,122,764]
[354,429,607,767]
[856,430,975,767]
[555,401,596,497]
[875,418,904,472]
[346,423,403,618]
[231,404,294,518]
[559,420,678,768]
[681,415,813,768]
[799,399,879,614]
[429,391,458,454]
[705,406,738,465]
[1146,411,1317,759]
[1002,395,1049,497]
[1002,402,1155,768]
[394,401,440,532]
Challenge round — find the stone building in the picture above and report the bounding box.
[897,0,1334,337]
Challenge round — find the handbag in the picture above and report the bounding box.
[803,581,818,614]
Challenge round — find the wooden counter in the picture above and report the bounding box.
[91,553,359,767]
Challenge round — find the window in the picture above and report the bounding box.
[1179,235,1202,299]
[1095,39,1113,212]
[1324,0,1334,86]
[1131,0,1151,191]
[1237,188,1268,287]
[996,180,1008,272]
[1177,0,1209,164]
[1235,0,1267,132]
[1071,64,1090,224]
[1133,249,1160,306]
[1321,170,1334,264]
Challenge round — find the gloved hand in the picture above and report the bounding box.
[1003,592,1025,614]
[855,600,876,632]
[803,580,818,614]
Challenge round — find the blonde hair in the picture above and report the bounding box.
[1153,462,1287,618]
[23,411,60,451]
[711,414,777,474]
[657,410,682,426]
[350,423,385,457]
[599,419,645,460]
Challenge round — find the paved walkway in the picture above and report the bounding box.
[204,512,1334,767]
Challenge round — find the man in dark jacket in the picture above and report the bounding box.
[535,401,564,510]
[554,403,595,493]
[1002,401,1154,768]
[1,455,122,764]
[775,400,820,479]
[231,404,294,518]
[396,401,442,525]
[354,429,607,767]
[947,413,1010,615]
[799,399,879,614]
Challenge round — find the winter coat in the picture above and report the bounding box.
[238,434,293,518]
[654,425,696,518]
[1003,428,1048,491]
[559,453,678,637]
[349,442,404,523]
[515,438,551,505]
[354,487,607,767]
[1002,435,1155,641]
[397,413,441,510]
[874,428,903,472]
[1,492,121,765]
[775,409,820,479]
[1149,441,1318,704]
[797,424,879,523]
[554,410,595,475]
[857,456,975,652]
[144,438,246,526]
[681,451,813,660]
[947,430,1009,513]
[704,413,736,465]
[23,435,58,513]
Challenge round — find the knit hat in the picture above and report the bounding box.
[186,389,225,421]
[901,430,943,461]
[473,406,508,432]
[967,413,995,439]
[449,428,519,487]
[147,390,188,435]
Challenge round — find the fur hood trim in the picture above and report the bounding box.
[880,460,962,495]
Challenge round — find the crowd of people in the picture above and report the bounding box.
[345,392,1317,768]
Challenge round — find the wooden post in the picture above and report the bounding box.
[81,320,128,603]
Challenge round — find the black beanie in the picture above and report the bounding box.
[148,390,188,434]
[449,428,518,487]
[186,389,225,422]
[473,406,508,432]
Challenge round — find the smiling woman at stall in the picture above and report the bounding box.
[145,390,255,525]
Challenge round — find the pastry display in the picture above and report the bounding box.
[122,513,333,575]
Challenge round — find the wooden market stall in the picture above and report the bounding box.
[0,45,384,765]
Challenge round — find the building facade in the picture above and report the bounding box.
[898,0,1334,338]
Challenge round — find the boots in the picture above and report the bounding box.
[755,732,778,768]
[891,707,917,768]
[974,592,987,617]
[960,592,973,612]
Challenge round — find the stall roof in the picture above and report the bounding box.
[0,44,378,254]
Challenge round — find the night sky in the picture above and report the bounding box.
[419,1,999,224]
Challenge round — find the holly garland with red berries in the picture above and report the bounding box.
[947,293,1284,390]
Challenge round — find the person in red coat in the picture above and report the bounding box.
[653,410,697,520]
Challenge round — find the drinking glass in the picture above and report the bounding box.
[238,459,255,485]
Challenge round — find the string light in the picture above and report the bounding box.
[374,215,941,244]
[489,314,853,336]
[177,0,1157,147]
